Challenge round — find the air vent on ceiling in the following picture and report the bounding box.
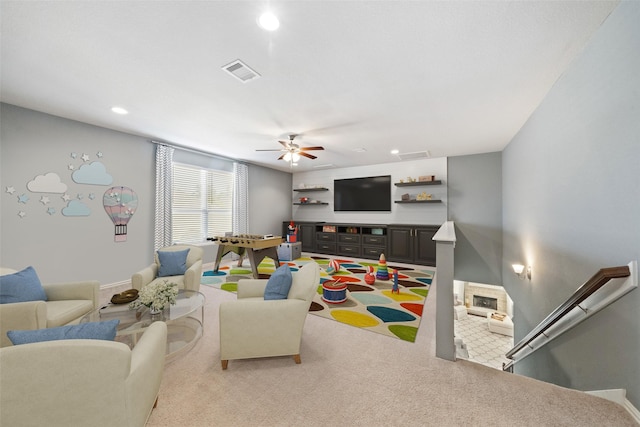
[395,151,431,161]
[222,59,260,83]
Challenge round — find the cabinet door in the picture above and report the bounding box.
[298,223,315,252]
[387,226,414,263]
[414,226,438,266]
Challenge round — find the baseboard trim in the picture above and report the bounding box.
[101,280,131,290]
[586,389,640,423]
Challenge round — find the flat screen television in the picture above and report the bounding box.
[334,175,391,212]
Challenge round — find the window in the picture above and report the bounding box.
[172,162,233,244]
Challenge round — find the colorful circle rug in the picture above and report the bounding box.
[202,256,434,343]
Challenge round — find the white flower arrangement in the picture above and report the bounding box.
[129,280,178,313]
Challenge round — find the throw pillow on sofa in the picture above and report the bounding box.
[264,264,293,300]
[157,248,190,277]
[7,319,120,345]
[0,266,47,304]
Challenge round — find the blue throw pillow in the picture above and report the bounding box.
[0,266,48,304]
[7,320,120,345]
[264,264,293,300]
[157,248,189,277]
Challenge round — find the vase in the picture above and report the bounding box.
[149,306,163,315]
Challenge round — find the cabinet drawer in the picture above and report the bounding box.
[363,235,387,246]
[362,246,385,258]
[338,234,361,244]
[338,244,361,256]
[316,242,337,253]
[316,232,336,242]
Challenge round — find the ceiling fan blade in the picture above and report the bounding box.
[299,146,324,151]
[256,149,286,151]
[299,152,317,160]
[279,140,290,148]
[277,153,287,160]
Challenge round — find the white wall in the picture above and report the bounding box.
[292,157,447,225]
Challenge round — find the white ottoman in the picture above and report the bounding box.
[487,312,513,336]
[454,305,468,320]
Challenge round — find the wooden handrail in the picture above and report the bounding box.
[503,265,630,370]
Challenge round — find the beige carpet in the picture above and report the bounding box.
[146,274,637,426]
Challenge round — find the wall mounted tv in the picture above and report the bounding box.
[334,175,392,212]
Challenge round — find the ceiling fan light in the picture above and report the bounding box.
[292,153,300,162]
[283,152,292,161]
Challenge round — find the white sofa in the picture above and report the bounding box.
[131,245,203,292]
[0,321,167,427]
[0,267,100,348]
[219,261,320,369]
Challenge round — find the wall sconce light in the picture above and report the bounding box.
[512,264,532,280]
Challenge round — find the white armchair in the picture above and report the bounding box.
[0,321,167,427]
[131,245,203,292]
[0,268,100,348]
[219,261,321,369]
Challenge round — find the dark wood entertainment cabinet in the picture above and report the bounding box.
[282,221,438,266]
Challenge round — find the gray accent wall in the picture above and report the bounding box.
[502,1,640,407]
[0,103,292,285]
[447,152,502,286]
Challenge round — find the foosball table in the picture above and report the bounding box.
[207,234,284,278]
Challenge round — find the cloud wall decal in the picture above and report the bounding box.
[62,200,91,217]
[27,172,68,193]
[72,161,113,185]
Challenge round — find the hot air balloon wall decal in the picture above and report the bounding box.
[103,186,138,242]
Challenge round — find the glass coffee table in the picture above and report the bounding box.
[81,289,205,362]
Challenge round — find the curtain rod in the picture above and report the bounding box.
[150,139,246,164]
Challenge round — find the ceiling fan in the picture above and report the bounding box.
[256,134,324,161]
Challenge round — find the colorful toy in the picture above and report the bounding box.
[376,253,389,280]
[364,265,375,285]
[326,259,341,275]
[392,269,399,294]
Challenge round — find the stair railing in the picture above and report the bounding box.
[503,261,636,372]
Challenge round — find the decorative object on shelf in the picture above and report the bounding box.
[406,176,416,183]
[299,197,309,204]
[322,225,336,233]
[419,175,436,182]
[401,193,410,201]
[129,280,178,313]
[364,265,376,285]
[399,179,404,183]
[110,289,139,304]
[376,253,389,280]
[416,192,432,201]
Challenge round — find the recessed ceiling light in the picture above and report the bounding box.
[390,149,399,154]
[258,12,279,31]
[111,106,128,115]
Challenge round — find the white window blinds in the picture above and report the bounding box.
[172,162,233,244]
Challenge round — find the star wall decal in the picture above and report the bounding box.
[6,186,16,194]
[71,152,77,159]
[68,164,75,170]
[88,193,96,200]
[18,211,26,218]
[81,153,90,162]
[77,193,84,200]
[17,194,29,204]
[96,151,103,158]
[47,207,56,215]
[61,193,71,202]
[40,196,50,205]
